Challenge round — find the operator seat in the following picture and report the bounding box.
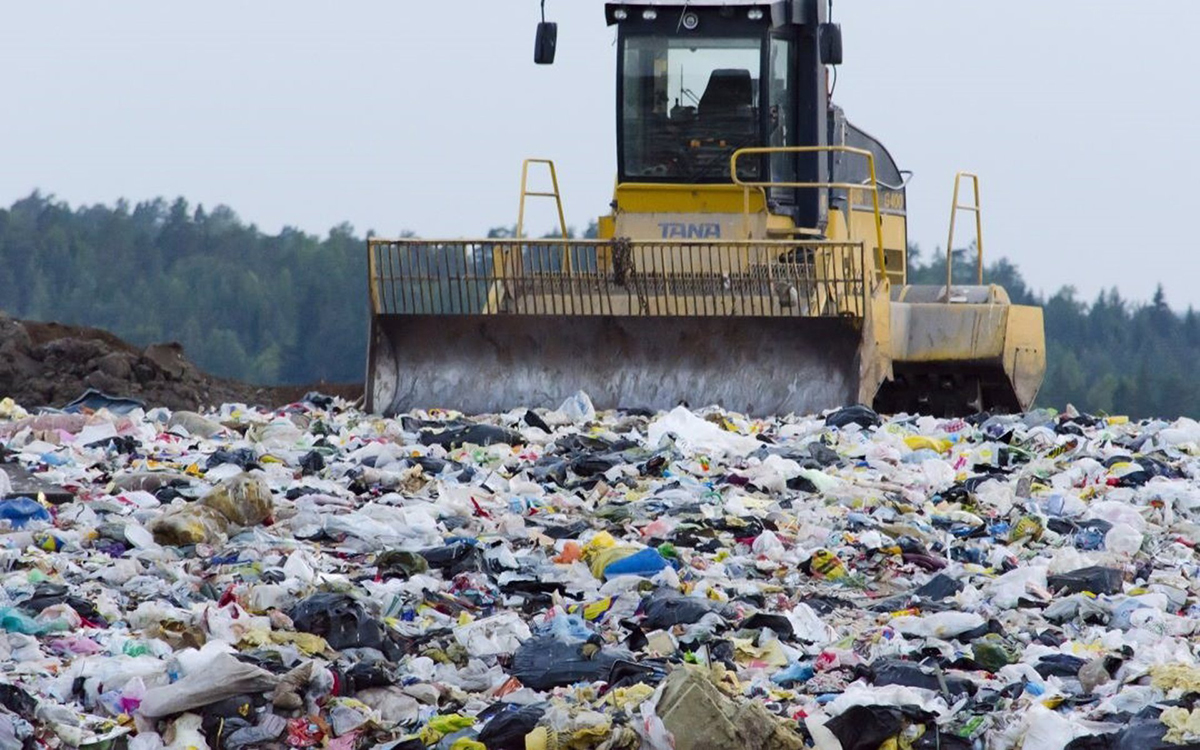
[698,69,754,117]
[697,68,756,149]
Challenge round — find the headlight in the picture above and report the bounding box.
[642,9,657,20]
[681,11,699,29]
[747,9,764,20]
[613,8,628,20]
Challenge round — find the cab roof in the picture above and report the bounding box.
[605,2,800,26]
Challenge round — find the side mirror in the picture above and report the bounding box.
[535,22,558,65]
[819,23,843,66]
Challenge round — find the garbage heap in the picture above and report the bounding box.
[1,391,1200,750]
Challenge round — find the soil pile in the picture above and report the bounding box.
[0,312,359,410]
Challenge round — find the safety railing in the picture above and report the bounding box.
[368,238,868,319]
[729,146,889,285]
[945,171,984,295]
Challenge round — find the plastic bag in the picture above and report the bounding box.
[890,611,986,639]
[139,653,278,717]
[508,637,628,691]
[477,704,546,750]
[163,714,206,750]
[647,406,760,457]
[453,612,531,657]
[825,405,881,429]
[166,411,223,438]
[0,607,68,635]
[0,497,50,529]
[199,472,273,526]
[150,504,229,546]
[603,548,669,579]
[224,714,287,750]
[640,590,727,630]
[288,593,393,655]
[556,391,596,423]
[1104,523,1144,556]
[824,705,905,750]
[1047,566,1124,596]
[870,658,977,696]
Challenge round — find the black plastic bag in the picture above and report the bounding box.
[870,658,976,696]
[640,589,727,630]
[508,637,627,691]
[1034,653,1088,679]
[825,405,881,429]
[288,593,391,655]
[825,705,904,750]
[807,441,842,466]
[419,424,523,449]
[913,574,964,601]
[206,448,261,471]
[419,542,485,576]
[1048,566,1124,596]
[478,704,547,750]
[523,410,551,432]
[299,450,325,475]
[740,613,794,640]
[20,582,102,622]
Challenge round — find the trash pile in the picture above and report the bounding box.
[2,390,1200,750]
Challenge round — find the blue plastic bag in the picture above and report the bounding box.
[0,497,51,528]
[603,548,668,578]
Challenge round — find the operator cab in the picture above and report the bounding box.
[607,1,843,228]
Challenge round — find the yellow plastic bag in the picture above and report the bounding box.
[150,505,229,546]
[904,436,951,454]
[200,472,273,526]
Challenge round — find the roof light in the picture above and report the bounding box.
[642,9,657,20]
[681,11,699,30]
[613,8,628,20]
[747,9,764,20]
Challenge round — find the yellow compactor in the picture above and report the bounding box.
[365,1,1045,417]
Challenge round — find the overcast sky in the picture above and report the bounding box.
[2,2,1197,306]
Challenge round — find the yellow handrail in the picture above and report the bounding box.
[516,158,571,271]
[730,145,888,284]
[945,171,984,297]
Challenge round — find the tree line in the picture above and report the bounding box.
[0,191,1195,417]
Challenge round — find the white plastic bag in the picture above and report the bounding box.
[1105,523,1144,556]
[556,391,596,423]
[889,611,985,639]
[453,612,532,656]
[647,406,760,457]
[139,653,278,717]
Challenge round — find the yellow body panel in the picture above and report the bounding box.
[890,303,1010,362]
[1004,305,1048,408]
[827,208,907,286]
[614,183,767,215]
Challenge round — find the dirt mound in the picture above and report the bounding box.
[0,312,361,411]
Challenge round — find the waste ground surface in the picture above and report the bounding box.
[3,382,1200,750]
[5,315,1200,749]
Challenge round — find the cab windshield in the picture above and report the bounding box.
[621,35,763,182]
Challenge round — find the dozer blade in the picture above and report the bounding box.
[365,238,884,417]
[367,313,865,417]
